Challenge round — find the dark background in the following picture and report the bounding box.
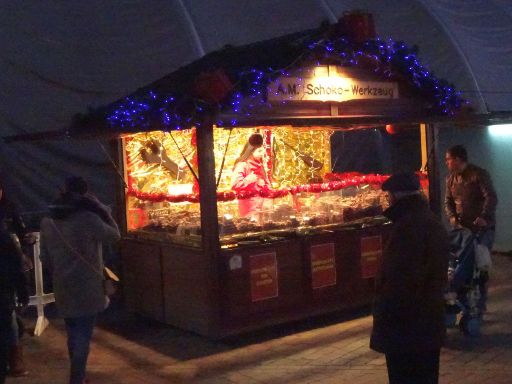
[331,127,421,174]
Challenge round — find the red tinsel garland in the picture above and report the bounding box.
[125,137,428,204]
[126,172,431,203]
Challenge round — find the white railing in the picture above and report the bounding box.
[27,232,55,336]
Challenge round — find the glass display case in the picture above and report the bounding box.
[217,186,388,242]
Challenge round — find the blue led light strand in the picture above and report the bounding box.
[104,35,467,131]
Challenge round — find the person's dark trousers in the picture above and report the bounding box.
[64,315,96,384]
[385,349,440,384]
[0,311,12,384]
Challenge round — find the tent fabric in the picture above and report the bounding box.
[65,26,465,137]
[1,0,512,217]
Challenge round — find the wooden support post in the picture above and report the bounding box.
[420,123,428,171]
[196,116,222,337]
[426,124,442,216]
[116,138,128,235]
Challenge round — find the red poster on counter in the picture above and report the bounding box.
[361,236,382,278]
[311,243,336,289]
[250,252,278,302]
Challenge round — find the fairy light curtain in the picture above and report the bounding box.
[125,126,332,197]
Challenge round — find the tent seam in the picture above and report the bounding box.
[316,0,338,23]
[415,0,488,113]
[175,0,206,57]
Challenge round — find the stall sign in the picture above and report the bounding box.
[250,252,278,302]
[268,76,398,103]
[360,236,382,278]
[310,243,337,289]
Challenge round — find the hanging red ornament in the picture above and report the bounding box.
[192,69,233,104]
[385,124,400,135]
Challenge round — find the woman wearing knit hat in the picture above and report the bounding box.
[231,133,270,218]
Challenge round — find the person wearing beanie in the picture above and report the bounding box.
[231,133,271,218]
[40,176,120,384]
[370,172,449,384]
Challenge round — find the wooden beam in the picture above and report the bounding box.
[196,115,222,337]
[426,125,442,216]
[420,123,428,171]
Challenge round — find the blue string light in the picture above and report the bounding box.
[104,35,467,131]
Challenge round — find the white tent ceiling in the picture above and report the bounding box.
[1,0,512,214]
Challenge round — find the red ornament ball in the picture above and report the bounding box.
[385,124,400,135]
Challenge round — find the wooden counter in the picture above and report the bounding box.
[120,223,391,338]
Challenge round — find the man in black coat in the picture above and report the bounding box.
[370,173,449,384]
[0,227,29,384]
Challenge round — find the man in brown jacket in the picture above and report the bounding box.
[445,145,497,233]
[370,172,449,384]
[445,145,497,312]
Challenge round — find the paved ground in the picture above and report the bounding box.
[7,253,512,384]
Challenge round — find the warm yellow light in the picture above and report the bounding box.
[167,183,193,195]
[305,76,354,102]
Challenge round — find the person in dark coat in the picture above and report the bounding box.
[0,181,31,377]
[0,227,29,384]
[370,172,449,384]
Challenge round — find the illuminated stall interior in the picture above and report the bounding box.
[124,125,427,247]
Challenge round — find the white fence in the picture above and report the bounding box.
[27,232,55,336]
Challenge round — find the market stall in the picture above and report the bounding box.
[119,124,426,336]
[67,14,466,337]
